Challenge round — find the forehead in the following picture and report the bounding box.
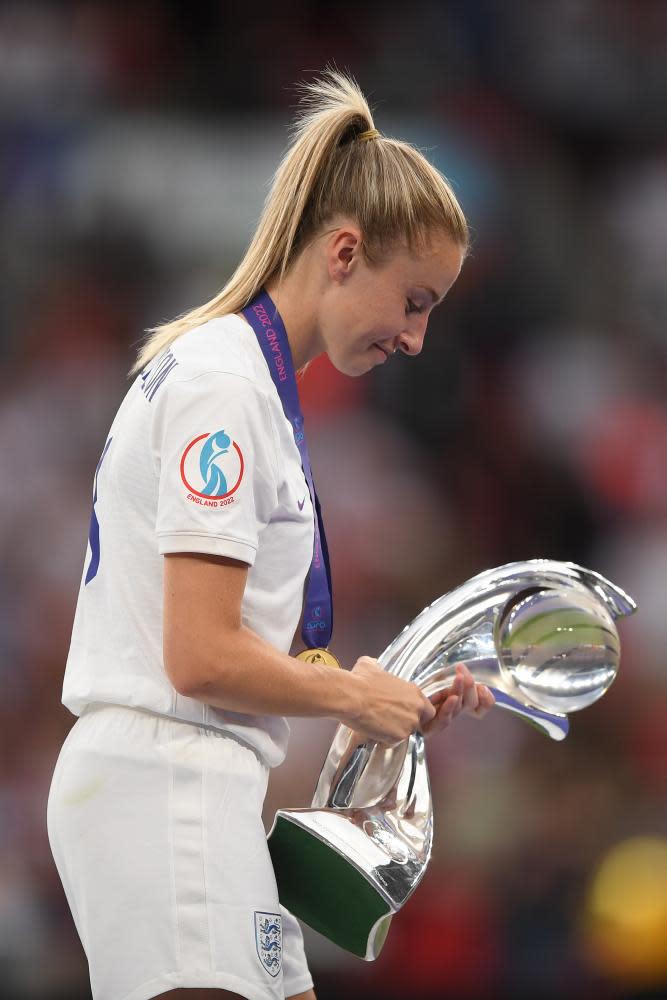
[386,236,464,291]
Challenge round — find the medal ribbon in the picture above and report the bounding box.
[242,289,333,649]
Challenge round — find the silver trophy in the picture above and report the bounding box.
[268,560,636,959]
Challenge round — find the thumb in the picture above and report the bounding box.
[420,695,437,725]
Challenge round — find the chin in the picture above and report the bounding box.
[327,347,376,378]
[330,357,372,378]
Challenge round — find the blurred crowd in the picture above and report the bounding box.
[1,2,667,998]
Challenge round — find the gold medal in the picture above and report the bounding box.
[296,647,341,669]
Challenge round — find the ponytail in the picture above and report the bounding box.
[128,70,468,378]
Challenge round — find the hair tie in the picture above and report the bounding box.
[357,128,381,142]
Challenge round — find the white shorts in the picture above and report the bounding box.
[46,703,313,1000]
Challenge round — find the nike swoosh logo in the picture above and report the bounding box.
[298,497,306,510]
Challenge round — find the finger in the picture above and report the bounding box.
[455,662,474,683]
[440,692,463,723]
[464,680,479,710]
[450,672,465,699]
[472,685,496,718]
[462,684,479,714]
[454,664,475,699]
[484,683,495,701]
[423,694,461,736]
[428,688,452,707]
[455,665,479,714]
[455,665,496,716]
[479,684,495,708]
[442,692,463,722]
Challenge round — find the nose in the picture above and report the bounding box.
[398,317,428,356]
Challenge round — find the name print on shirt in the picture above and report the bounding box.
[141,349,178,402]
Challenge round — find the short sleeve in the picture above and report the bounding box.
[150,371,280,565]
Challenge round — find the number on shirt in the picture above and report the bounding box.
[85,436,113,585]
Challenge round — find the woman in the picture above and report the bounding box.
[47,71,495,1000]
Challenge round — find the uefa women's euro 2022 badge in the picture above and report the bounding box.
[179,428,245,509]
[254,911,282,977]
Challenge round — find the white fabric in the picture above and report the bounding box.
[61,313,315,768]
[47,703,314,1000]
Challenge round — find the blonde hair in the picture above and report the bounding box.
[128,69,469,378]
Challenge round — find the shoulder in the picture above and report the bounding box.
[148,318,280,439]
[167,313,269,392]
[144,315,280,455]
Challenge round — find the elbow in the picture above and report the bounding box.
[163,641,235,700]
[163,634,209,698]
[164,652,204,699]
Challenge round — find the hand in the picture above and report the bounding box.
[421,662,495,739]
[345,656,436,746]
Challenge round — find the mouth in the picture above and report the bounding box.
[373,343,390,362]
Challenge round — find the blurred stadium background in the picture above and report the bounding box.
[1,1,667,998]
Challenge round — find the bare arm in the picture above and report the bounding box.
[163,552,436,744]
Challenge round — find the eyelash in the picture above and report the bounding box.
[406,299,423,315]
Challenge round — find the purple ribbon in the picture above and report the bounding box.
[242,289,333,650]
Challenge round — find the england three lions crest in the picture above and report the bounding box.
[254,911,282,977]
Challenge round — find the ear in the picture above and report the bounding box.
[326,224,363,284]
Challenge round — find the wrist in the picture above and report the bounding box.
[332,669,363,728]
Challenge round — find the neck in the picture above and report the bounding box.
[264,256,325,370]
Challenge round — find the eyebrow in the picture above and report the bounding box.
[417,285,445,305]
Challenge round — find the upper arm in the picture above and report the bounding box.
[151,371,280,565]
[162,551,249,696]
[153,371,279,696]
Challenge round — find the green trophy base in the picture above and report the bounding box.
[268,812,393,960]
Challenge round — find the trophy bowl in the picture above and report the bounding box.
[496,584,620,714]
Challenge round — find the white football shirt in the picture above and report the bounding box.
[61,313,315,767]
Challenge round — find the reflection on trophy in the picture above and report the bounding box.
[267,560,637,960]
